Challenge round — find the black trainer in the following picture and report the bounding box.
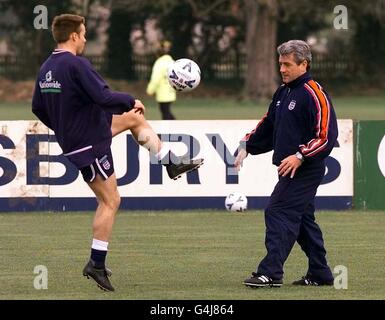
[83,260,115,292]
[292,276,333,286]
[243,272,283,288]
[166,158,204,180]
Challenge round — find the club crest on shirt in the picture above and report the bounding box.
[288,100,296,110]
[99,155,111,170]
[102,159,111,170]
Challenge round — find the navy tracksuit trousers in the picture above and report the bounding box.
[257,160,334,282]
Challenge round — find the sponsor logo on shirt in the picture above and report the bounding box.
[39,70,62,93]
[45,71,52,82]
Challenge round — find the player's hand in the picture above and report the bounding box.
[133,99,145,114]
[234,148,248,172]
[278,154,303,178]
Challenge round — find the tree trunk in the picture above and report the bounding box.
[107,9,134,79]
[244,0,278,100]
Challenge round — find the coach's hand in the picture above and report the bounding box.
[133,99,146,114]
[278,154,303,178]
[234,148,248,172]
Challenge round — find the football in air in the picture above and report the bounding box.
[167,58,201,92]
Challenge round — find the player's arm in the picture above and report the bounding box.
[300,84,338,163]
[73,58,136,114]
[235,112,274,171]
[31,81,53,129]
[235,93,278,171]
[240,111,274,155]
[239,86,281,156]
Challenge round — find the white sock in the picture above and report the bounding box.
[92,238,109,251]
[155,145,170,161]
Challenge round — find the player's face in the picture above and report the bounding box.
[74,24,87,55]
[279,53,307,83]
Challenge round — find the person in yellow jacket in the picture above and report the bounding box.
[146,41,177,120]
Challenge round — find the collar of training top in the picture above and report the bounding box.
[285,72,312,89]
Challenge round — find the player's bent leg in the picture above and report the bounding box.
[111,110,204,180]
[112,110,161,153]
[111,110,153,140]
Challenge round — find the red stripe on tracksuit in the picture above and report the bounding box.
[301,81,330,157]
[242,113,268,142]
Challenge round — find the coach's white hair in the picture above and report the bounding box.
[277,40,312,69]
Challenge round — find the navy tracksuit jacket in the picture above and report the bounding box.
[242,72,338,281]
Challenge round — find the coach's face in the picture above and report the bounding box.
[74,23,87,55]
[279,53,307,84]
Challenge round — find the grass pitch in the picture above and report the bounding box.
[1,93,385,121]
[0,210,384,300]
